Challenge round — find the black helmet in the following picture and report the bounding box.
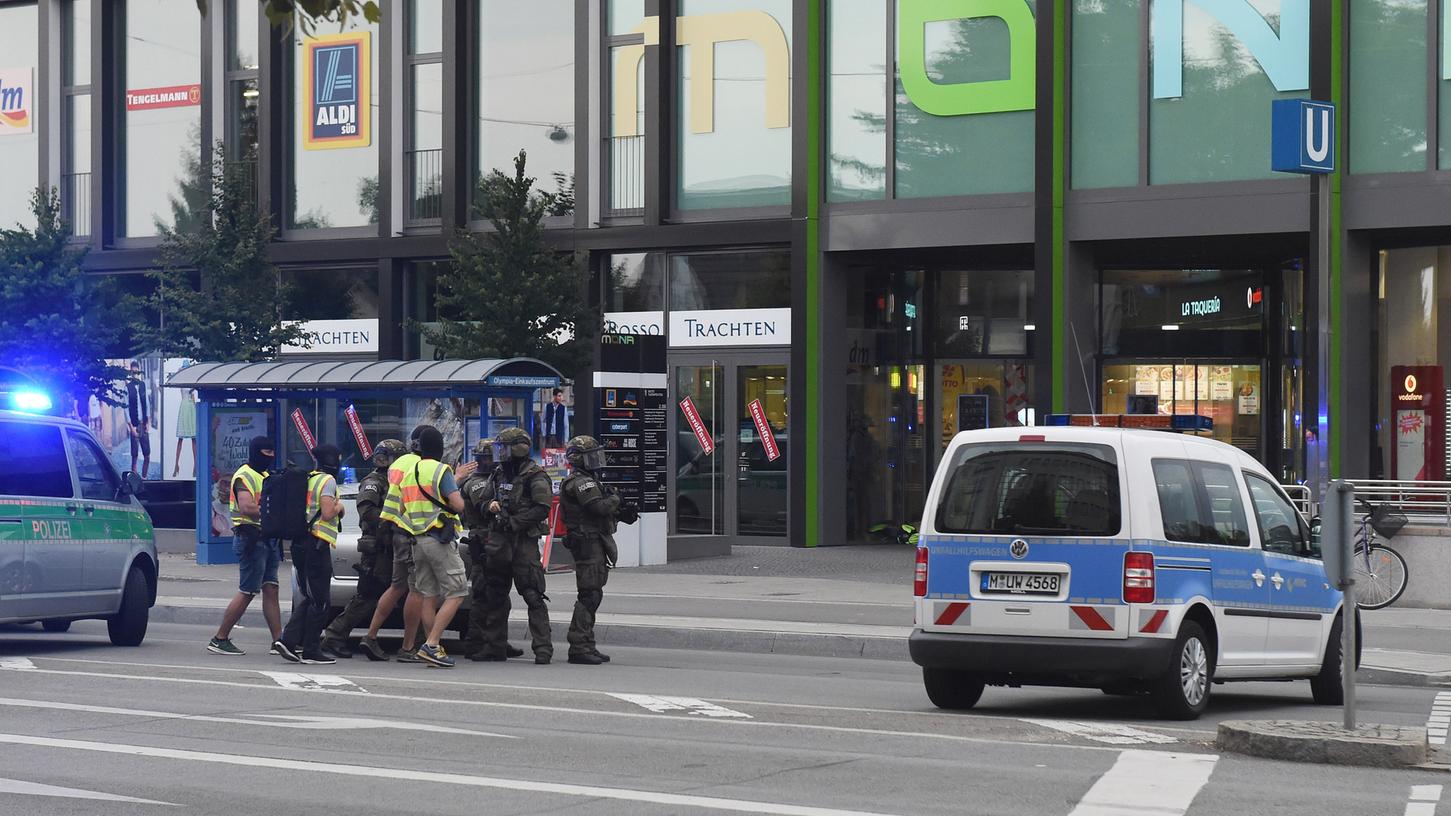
[416,426,444,460]
[493,427,532,461]
[313,444,342,476]
[565,435,606,472]
[408,424,428,453]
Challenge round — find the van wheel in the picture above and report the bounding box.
[41,619,71,633]
[107,566,149,647]
[1311,616,1346,705]
[923,668,985,710]
[1151,621,1213,720]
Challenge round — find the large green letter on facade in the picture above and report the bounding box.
[899,0,1036,116]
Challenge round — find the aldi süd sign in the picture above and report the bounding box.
[303,31,370,150]
[0,67,32,135]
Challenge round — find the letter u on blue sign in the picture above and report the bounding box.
[1271,99,1335,174]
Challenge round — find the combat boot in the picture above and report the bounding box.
[320,636,353,659]
[591,650,611,663]
[567,652,605,665]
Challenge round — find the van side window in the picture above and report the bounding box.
[0,422,74,499]
[1244,473,1308,556]
[67,431,122,502]
[936,443,1120,536]
[1151,459,1251,547]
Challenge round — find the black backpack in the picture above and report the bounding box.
[259,466,314,541]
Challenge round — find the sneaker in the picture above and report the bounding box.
[417,644,455,668]
[467,651,507,662]
[567,652,604,665]
[207,637,244,656]
[320,637,353,659]
[272,640,302,663]
[300,652,337,665]
[359,637,388,662]
[394,648,424,663]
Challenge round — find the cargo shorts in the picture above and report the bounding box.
[390,534,415,589]
[409,534,468,599]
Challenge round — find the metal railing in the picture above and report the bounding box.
[61,171,90,238]
[606,134,644,216]
[1283,484,1314,518]
[406,147,443,222]
[1344,479,1451,526]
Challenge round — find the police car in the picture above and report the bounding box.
[910,416,1348,719]
[0,397,157,646]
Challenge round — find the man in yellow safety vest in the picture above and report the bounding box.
[207,436,283,656]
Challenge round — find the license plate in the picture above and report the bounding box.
[980,572,1061,594]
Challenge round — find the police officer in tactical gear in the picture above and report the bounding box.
[459,439,526,660]
[473,426,554,663]
[560,435,635,665]
[320,439,407,658]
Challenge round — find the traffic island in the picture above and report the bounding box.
[1217,720,1428,768]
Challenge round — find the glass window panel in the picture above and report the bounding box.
[0,422,73,499]
[1071,0,1139,188]
[934,270,1033,357]
[1148,0,1308,184]
[670,251,791,311]
[124,0,201,237]
[607,43,646,212]
[289,15,379,229]
[1244,473,1305,554]
[228,0,258,72]
[65,93,92,237]
[64,0,90,86]
[828,0,886,201]
[609,0,646,35]
[228,78,260,159]
[68,431,121,503]
[1350,0,1427,173]
[676,0,792,210]
[894,0,1035,198]
[281,268,380,320]
[935,443,1121,535]
[0,3,38,229]
[1153,459,1206,543]
[1438,0,1451,167]
[409,0,443,54]
[1196,461,1251,546]
[605,252,666,312]
[737,365,788,537]
[409,62,443,220]
[478,0,575,213]
[673,364,723,535]
[939,361,1035,442]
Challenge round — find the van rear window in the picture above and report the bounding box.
[935,443,1121,535]
[0,421,73,499]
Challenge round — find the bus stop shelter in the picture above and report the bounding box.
[165,358,564,564]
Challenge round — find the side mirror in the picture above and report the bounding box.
[119,471,145,497]
[1308,516,1322,558]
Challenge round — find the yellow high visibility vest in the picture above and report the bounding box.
[379,452,421,528]
[307,472,341,546]
[229,464,266,529]
[391,458,462,538]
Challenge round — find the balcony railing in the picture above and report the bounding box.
[407,148,443,223]
[606,135,644,217]
[61,171,90,238]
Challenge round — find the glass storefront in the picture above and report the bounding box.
[281,267,380,322]
[0,3,37,229]
[1374,247,1451,480]
[124,0,200,237]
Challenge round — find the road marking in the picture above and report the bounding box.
[0,658,35,670]
[1022,719,1177,746]
[0,660,1130,753]
[609,693,752,718]
[1428,693,1451,746]
[0,697,515,739]
[0,733,906,816]
[1068,750,1218,816]
[259,671,366,693]
[1407,784,1444,816]
[0,776,177,806]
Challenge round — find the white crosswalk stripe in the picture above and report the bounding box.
[1427,692,1451,746]
[259,671,366,693]
[1022,718,1177,745]
[1069,750,1218,816]
[608,693,752,718]
[0,657,36,670]
[1406,784,1444,816]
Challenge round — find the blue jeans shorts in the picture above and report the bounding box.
[234,526,282,594]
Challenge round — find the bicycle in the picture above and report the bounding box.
[1351,498,1409,610]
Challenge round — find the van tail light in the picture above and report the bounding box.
[914,546,929,597]
[1123,552,1155,604]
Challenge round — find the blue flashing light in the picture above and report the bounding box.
[1046,415,1071,426]
[10,390,53,413]
[1170,414,1213,432]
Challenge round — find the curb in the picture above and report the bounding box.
[1358,666,1451,688]
[1217,720,1429,768]
[149,602,912,662]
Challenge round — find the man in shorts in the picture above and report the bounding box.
[207,436,283,655]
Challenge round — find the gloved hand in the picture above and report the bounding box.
[618,503,640,525]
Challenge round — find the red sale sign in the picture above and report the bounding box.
[290,408,317,452]
[344,404,372,460]
[679,396,714,456]
[748,399,780,462]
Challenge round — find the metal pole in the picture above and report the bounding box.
[1332,480,1356,730]
[1342,567,1356,730]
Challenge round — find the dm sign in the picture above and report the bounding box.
[303,32,370,150]
[1271,99,1334,174]
[0,67,32,135]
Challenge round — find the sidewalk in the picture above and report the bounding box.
[153,547,1451,684]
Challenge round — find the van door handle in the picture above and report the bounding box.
[1270,572,1284,589]
[64,503,79,515]
[82,504,96,515]
[1251,569,1266,587]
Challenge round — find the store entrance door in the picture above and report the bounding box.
[1101,362,1268,458]
[669,353,790,543]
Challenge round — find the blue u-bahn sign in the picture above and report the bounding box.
[1271,99,1335,174]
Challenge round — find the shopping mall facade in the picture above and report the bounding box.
[3,0,1450,548]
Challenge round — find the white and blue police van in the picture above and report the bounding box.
[909,416,1349,720]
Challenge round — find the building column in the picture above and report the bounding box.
[1034,0,1067,416]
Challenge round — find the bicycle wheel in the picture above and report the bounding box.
[1353,544,1408,610]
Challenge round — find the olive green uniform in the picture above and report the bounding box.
[560,471,620,657]
[322,467,391,642]
[477,459,554,660]
[458,470,496,655]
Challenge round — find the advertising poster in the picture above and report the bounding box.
[0,67,32,134]
[1397,410,1428,481]
[161,358,199,481]
[210,408,268,538]
[96,357,164,480]
[303,31,371,150]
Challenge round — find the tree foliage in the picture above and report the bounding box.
[421,151,595,372]
[0,190,131,405]
[148,144,312,362]
[195,0,379,35]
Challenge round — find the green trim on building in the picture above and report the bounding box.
[1052,0,1068,412]
[1330,0,1344,478]
[805,0,823,546]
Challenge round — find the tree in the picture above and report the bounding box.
[0,190,132,406]
[148,144,313,362]
[195,1,379,35]
[421,151,596,372]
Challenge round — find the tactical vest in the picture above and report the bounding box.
[307,472,341,546]
[229,464,266,529]
[561,472,615,536]
[458,472,494,532]
[356,469,389,536]
[391,458,464,538]
[502,461,551,538]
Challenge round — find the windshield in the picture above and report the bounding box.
[935,443,1121,536]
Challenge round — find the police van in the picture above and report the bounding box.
[910,417,1347,720]
[0,407,157,645]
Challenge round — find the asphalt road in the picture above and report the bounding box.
[0,620,1446,816]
